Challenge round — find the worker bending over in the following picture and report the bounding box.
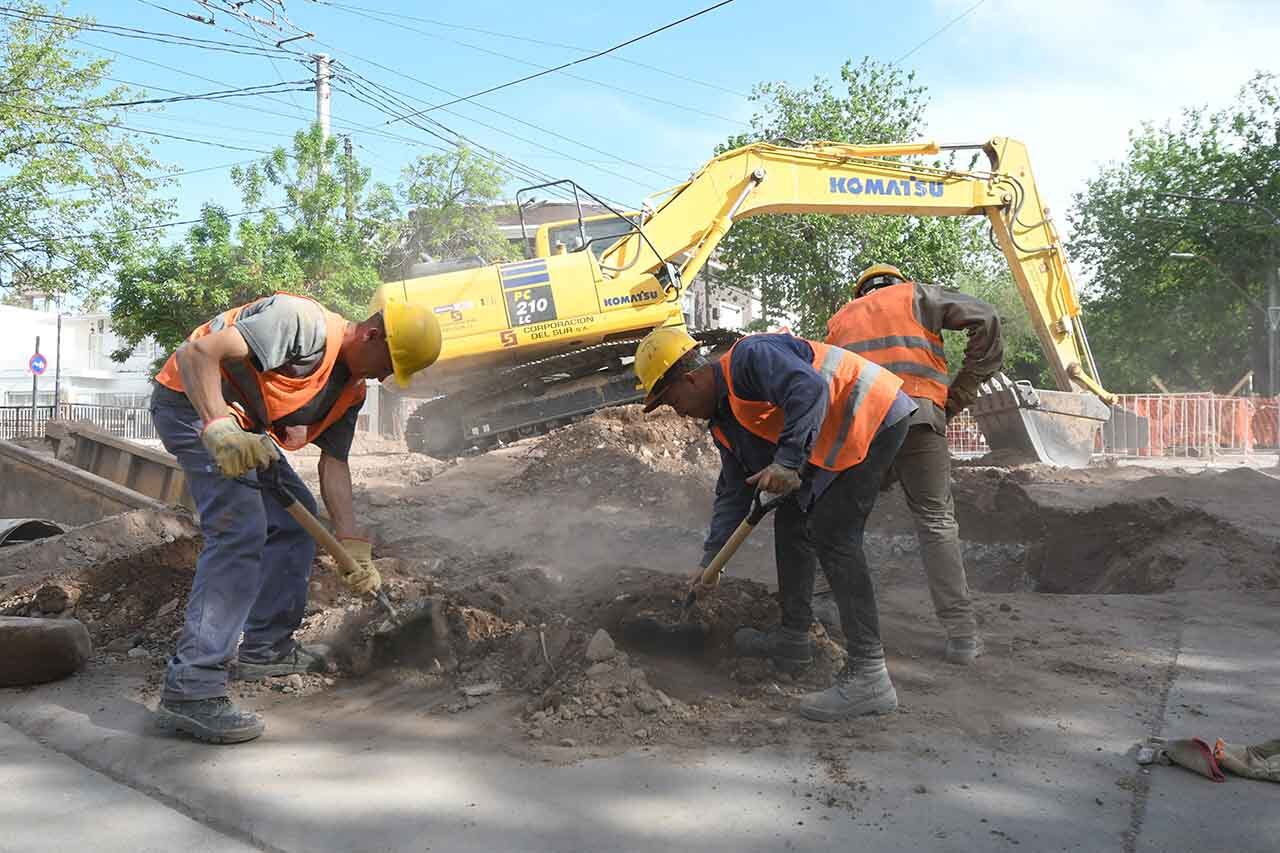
[824,264,1003,664]
[149,292,440,744]
[635,328,915,720]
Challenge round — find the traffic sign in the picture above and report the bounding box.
[28,353,47,375]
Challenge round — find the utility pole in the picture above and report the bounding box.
[343,135,354,224]
[53,312,61,418]
[314,53,331,143]
[30,335,39,436]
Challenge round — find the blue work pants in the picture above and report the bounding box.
[151,401,317,701]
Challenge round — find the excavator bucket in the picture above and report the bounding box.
[969,374,1112,468]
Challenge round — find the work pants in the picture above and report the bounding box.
[892,424,976,639]
[151,401,317,701]
[775,417,909,665]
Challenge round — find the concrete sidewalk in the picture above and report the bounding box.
[0,720,256,853]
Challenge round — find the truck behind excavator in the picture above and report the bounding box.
[370,136,1132,466]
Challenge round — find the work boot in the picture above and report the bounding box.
[798,661,898,722]
[156,697,264,744]
[234,643,329,681]
[733,626,812,673]
[944,635,983,666]
[811,593,840,633]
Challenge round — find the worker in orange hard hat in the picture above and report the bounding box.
[149,292,441,744]
[826,264,1003,665]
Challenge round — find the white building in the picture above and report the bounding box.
[0,302,158,408]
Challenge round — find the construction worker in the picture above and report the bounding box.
[635,328,917,720]
[823,264,1003,665]
[148,292,441,744]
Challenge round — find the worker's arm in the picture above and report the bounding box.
[730,335,830,470]
[915,283,1004,383]
[317,452,361,540]
[174,326,250,424]
[701,444,754,567]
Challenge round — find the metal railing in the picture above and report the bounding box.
[946,411,990,458]
[1102,393,1261,460]
[0,404,156,441]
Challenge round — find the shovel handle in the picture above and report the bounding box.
[685,488,787,608]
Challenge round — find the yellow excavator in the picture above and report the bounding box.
[371,136,1129,466]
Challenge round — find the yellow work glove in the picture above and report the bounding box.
[337,537,382,595]
[201,416,278,478]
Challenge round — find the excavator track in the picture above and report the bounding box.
[404,329,740,456]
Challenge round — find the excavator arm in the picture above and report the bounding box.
[600,137,1108,403]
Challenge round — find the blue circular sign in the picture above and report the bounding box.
[28,353,47,375]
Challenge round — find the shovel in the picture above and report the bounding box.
[245,461,401,626]
[622,487,786,654]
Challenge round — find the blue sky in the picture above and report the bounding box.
[65,0,1280,238]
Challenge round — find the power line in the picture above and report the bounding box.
[333,62,681,184]
[315,0,751,100]
[22,104,278,154]
[895,0,988,64]
[1,205,290,250]
[368,0,738,126]
[57,79,312,110]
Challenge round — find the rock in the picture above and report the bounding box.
[34,583,81,614]
[461,681,500,698]
[0,617,92,686]
[999,603,1013,612]
[634,693,661,714]
[655,689,674,709]
[127,646,149,659]
[105,636,135,654]
[465,696,480,709]
[585,628,616,662]
[633,728,649,739]
[282,685,296,694]
[155,597,180,618]
[601,705,618,718]
[98,593,112,603]
[559,738,577,748]
[585,662,614,679]
[285,674,304,690]
[913,784,928,794]
[767,717,789,730]
[528,728,544,740]
[322,677,335,687]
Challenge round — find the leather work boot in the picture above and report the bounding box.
[733,626,813,673]
[156,697,265,744]
[234,644,329,681]
[944,635,983,666]
[798,662,898,722]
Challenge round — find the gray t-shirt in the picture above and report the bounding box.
[153,294,362,460]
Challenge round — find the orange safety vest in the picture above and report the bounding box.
[825,282,950,408]
[155,294,366,451]
[719,336,903,471]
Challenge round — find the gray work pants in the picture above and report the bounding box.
[893,424,976,639]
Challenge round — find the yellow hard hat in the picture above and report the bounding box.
[854,263,906,297]
[634,326,699,412]
[381,298,442,387]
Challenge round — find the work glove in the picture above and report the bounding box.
[337,537,382,595]
[945,372,981,422]
[201,416,278,478]
[687,564,719,602]
[746,462,802,495]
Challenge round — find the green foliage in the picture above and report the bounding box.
[383,146,518,277]
[714,58,988,337]
[0,2,170,298]
[1068,72,1280,393]
[110,135,515,363]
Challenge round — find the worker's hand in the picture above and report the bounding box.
[687,564,720,602]
[945,373,981,422]
[337,537,382,596]
[746,462,802,495]
[201,416,278,477]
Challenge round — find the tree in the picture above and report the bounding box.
[109,134,516,362]
[714,59,989,338]
[109,126,397,360]
[0,2,170,298]
[1069,73,1280,393]
[382,145,518,278]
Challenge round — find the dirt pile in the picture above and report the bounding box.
[515,406,718,499]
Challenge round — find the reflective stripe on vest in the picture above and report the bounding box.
[825,282,949,408]
[719,336,902,471]
[154,293,366,451]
